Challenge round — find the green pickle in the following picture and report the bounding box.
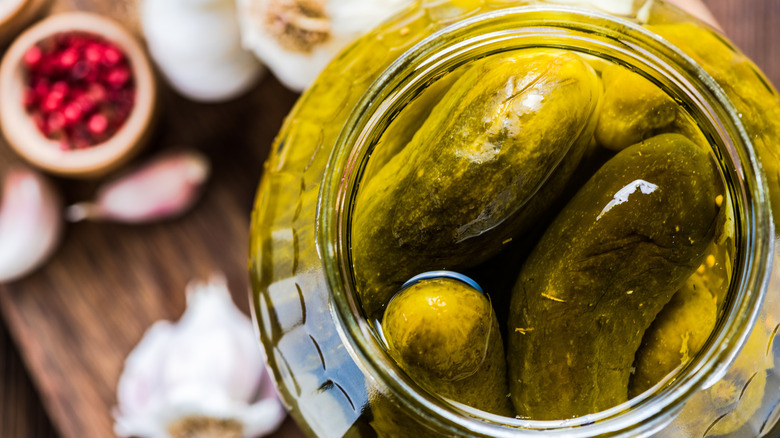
[595,65,678,151]
[353,49,601,316]
[381,278,513,416]
[507,134,723,419]
[362,70,466,182]
[629,274,718,398]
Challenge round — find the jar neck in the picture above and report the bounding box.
[319,6,773,437]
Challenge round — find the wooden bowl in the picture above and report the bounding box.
[0,12,157,178]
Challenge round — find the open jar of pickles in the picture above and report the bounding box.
[249,1,780,436]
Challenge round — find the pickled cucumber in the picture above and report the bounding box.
[508,133,723,420]
[363,69,465,182]
[382,277,513,416]
[595,65,677,151]
[629,274,718,397]
[353,49,602,316]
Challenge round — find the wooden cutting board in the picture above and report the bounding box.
[0,0,305,437]
[0,1,778,438]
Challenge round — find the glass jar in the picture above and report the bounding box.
[249,1,780,437]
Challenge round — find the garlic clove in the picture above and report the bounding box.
[0,167,63,283]
[114,275,286,438]
[141,0,265,102]
[65,150,211,224]
[237,0,413,92]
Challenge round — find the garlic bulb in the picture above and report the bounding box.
[65,150,210,224]
[141,0,265,102]
[237,0,413,91]
[115,275,286,438]
[0,167,63,283]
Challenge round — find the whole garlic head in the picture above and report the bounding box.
[114,276,285,438]
[238,0,413,91]
[141,0,265,101]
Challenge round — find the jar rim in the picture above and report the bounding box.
[319,5,774,437]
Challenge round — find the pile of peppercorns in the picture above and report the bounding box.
[22,31,135,150]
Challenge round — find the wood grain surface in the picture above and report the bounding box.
[0,1,778,438]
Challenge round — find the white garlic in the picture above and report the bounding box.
[141,0,265,102]
[0,0,23,20]
[0,167,63,283]
[65,150,210,224]
[115,275,286,438]
[237,0,413,92]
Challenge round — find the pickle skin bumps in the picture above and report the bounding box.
[352,49,602,317]
[382,277,513,416]
[508,133,723,420]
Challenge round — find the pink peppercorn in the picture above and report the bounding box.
[88,113,108,134]
[21,31,136,150]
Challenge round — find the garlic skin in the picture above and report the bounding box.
[0,167,63,283]
[65,150,210,224]
[141,0,265,102]
[237,0,413,91]
[114,275,286,438]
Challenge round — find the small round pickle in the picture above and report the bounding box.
[629,274,718,398]
[382,277,513,416]
[353,49,602,316]
[595,65,678,151]
[508,133,724,420]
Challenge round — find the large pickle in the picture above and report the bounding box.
[352,49,601,315]
[629,274,718,397]
[381,277,513,416]
[507,134,723,420]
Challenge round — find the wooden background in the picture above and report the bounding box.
[0,1,778,437]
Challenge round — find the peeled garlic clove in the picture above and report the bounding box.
[114,275,286,438]
[141,0,265,102]
[66,150,210,224]
[0,167,63,283]
[237,0,413,91]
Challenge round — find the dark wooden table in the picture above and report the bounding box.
[0,1,778,438]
